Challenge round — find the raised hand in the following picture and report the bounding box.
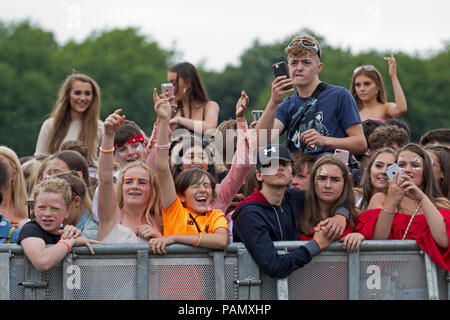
[270,76,294,105]
[104,108,126,137]
[153,88,172,121]
[384,171,404,211]
[400,175,425,202]
[384,54,397,78]
[235,90,249,119]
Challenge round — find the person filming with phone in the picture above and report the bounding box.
[356,143,450,271]
[255,35,366,158]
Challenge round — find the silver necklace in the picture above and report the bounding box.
[402,203,421,240]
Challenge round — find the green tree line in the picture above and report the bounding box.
[0,21,448,158]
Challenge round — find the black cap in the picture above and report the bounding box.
[256,144,292,171]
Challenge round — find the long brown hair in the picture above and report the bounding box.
[46,73,101,164]
[350,65,386,110]
[116,162,161,227]
[359,148,397,210]
[299,155,357,235]
[397,143,450,209]
[169,62,209,118]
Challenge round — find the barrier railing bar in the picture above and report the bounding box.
[23,256,47,300]
[137,250,149,300]
[276,249,289,300]
[62,253,73,300]
[236,248,261,300]
[424,252,439,300]
[348,251,360,300]
[0,252,10,300]
[213,251,226,300]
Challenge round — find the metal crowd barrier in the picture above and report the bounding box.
[0,240,448,300]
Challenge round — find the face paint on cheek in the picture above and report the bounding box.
[138,184,150,189]
[50,208,65,214]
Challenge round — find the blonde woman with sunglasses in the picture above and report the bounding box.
[350,55,407,122]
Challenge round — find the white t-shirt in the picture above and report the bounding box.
[34,118,104,167]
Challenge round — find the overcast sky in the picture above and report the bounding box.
[1,0,449,71]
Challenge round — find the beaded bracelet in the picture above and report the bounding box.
[57,240,71,254]
[382,207,395,215]
[100,147,114,154]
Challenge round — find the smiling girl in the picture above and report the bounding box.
[151,88,229,254]
[357,143,450,270]
[355,147,397,212]
[35,73,104,168]
[97,109,162,243]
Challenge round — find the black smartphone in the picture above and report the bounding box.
[272,61,292,90]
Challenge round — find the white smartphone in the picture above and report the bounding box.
[161,83,176,105]
[334,149,349,166]
[385,163,403,182]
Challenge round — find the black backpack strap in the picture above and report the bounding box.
[311,82,327,99]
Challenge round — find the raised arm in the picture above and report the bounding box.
[97,109,125,240]
[255,76,292,148]
[213,91,252,211]
[154,89,177,210]
[384,54,408,119]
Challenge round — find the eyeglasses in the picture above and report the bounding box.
[353,65,376,74]
[287,39,321,58]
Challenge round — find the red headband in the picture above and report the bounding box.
[114,133,145,149]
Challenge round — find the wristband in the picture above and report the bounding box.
[382,207,395,215]
[57,240,71,254]
[100,147,114,154]
[193,233,203,247]
[155,144,171,150]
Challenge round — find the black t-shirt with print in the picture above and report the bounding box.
[17,221,61,245]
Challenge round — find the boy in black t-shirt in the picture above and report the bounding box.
[18,178,99,272]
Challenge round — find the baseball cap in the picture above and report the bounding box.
[256,144,292,171]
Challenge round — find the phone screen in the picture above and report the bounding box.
[272,62,292,90]
[252,110,263,122]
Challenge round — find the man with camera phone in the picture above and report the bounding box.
[255,35,366,157]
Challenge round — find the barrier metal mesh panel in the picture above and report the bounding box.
[46,265,63,300]
[359,253,427,300]
[72,258,138,300]
[224,260,239,300]
[260,254,349,300]
[148,257,215,300]
[436,266,448,300]
[10,257,25,300]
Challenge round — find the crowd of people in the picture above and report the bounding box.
[0,35,449,284]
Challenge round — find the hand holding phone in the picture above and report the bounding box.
[272,61,292,90]
[161,83,176,105]
[385,163,403,182]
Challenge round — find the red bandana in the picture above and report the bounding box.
[114,133,145,149]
